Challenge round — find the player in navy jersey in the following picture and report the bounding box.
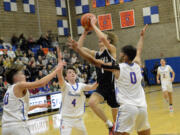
[76,17,118,134]
[68,25,150,135]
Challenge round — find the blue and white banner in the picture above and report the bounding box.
[55,0,66,16]
[50,93,62,109]
[57,20,69,36]
[77,18,84,35]
[143,6,159,24]
[75,0,89,15]
[3,0,17,12]
[23,0,35,13]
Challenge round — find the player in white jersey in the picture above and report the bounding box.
[2,62,64,135]
[56,47,98,135]
[157,58,175,112]
[68,25,150,135]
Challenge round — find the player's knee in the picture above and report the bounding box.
[88,99,97,108]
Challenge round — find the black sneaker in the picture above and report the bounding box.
[109,125,115,135]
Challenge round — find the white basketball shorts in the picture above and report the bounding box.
[60,117,87,135]
[115,104,150,133]
[161,81,173,92]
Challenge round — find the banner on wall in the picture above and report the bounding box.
[120,10,135,28]
[98,14,113,31]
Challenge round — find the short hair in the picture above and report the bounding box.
[121,45,137,61]
[160,58,166,62]
[63,66,77,77]
[5,64,23,85]
[103,31,118,46]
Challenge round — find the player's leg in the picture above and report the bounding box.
[60,119,73,135]
[163,91,169,102]
[88,92,107,123]
[112,108,118,122]
[168,83,173,112]
[115,104,138,135]
[161,82,169,103]
[136,107,151,135]
[2,126,31,135]
[75,118,87,135]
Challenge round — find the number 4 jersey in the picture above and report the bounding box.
[115,63,147,107]
[60,82,87,118]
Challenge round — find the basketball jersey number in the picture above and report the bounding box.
[72,99,76,107]
[3,93,9,105]
[130,72,137,84]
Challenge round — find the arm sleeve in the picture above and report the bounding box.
[101,62,120,70]
[168,65,173,72]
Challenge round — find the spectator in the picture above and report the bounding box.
[37,71,44,79]
[21,53,29,64]
[23,65,31,81]
[36,56,44,70]
[47,65,53,73]
[15,58,23,65]
[0,56,4,77]
[47,50,56,61]
[151,62,160,84]
[37,45,45,57]
[63,49,70,62]
[15,47,23,57]
[27,49,34,57]
[7,47,16,58]
[37,34,49,48]
[11,34,19,47]
[29,57,35,66]
[3,57,12,68]
[19,33,28,51]
[71,53,77,64]
[49,81,59,92]
[27,35,36,47]
[42,56,48,66]
[42,66,48,76]
[0,76,5,88]
[29,63,38,81]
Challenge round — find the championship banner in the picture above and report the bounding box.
[120,10,135,28]
[98,14,113,31]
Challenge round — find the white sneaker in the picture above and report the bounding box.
[169,105,174,112]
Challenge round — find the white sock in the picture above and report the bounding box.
[106,120,113,128]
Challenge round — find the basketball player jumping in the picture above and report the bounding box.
[156,58,175,112]
[77,16,119,134]
[56,47,98,135]
[2,62,64,135]
[68,25,151,135]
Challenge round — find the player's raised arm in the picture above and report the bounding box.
[68,38,103,68]
[15,58,64,92]
[90,17,116,58]
[56,47,66,89]
[133,24,148,65]
[78,30,97,57]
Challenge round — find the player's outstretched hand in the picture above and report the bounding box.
[56,60,66,72]
[90,16,97,26]
[67,37,78,51]
[141,24,148,37]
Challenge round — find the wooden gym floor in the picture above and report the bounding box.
[0,85,180,135]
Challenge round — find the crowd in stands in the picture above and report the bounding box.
[0,32,96,99]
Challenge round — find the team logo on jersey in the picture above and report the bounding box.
[68,91,81,97]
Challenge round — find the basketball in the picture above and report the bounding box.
[81,13,97,31]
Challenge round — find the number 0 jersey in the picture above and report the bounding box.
[61,82,87,118]
[115,63,147,107]
[2,84,29,127]
[157,65,173,82]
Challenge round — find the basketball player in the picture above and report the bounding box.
[2,62,64,135]
[156,58,175,112]
[76,16,119,134]
[68,25,150,135]
[56,47,98,135]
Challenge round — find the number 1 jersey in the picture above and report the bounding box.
[60,82,87,118]
[115,63,147,107]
